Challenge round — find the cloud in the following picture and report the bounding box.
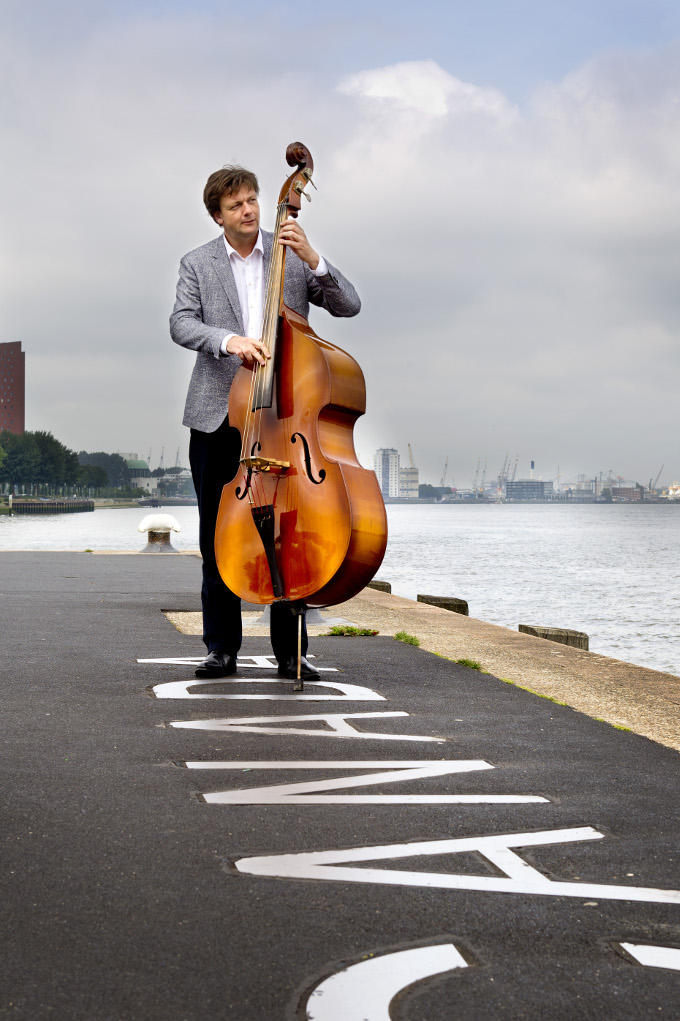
[338,59,515,121]
[327,52,680,484]
[1,16,679,486]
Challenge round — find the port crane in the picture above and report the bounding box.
[649,464,664,492]
[471,458,487,498]
[440,456,448,487]
[496,453,510,500]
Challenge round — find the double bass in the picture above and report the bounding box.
[214,142,387,662]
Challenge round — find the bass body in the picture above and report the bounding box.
[215,304,387,607]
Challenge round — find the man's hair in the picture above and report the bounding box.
[203,166,259,219]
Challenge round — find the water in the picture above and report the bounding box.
[0,505,202,553]
[382,504,680,677]
[1,503,678,676]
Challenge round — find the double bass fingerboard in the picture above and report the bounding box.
[249,200,289,412]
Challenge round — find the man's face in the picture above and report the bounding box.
[214,186,260,248]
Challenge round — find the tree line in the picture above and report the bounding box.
[0,430,139,496]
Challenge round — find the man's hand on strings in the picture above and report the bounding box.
[278,218,320,271]
[226,335,270,368]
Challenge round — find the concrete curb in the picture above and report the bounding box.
[338,588,680,754]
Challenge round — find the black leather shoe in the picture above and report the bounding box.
[277,656,320,680]
[195,651,237,678]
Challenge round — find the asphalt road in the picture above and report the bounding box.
[2,553,680,1020]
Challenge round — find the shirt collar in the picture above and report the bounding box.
[223,230,264,261]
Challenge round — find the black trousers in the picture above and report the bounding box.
[188,417,308,662]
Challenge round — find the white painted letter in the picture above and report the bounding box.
[236,828,680,905]
[620,944,680,971]
[184,760,548,806]
[170,712,444,742]
[305,943,468,1020]
[151,678,384,701]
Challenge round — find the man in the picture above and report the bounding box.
[170,164,361,680]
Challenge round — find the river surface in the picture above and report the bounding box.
[1,503,678,676]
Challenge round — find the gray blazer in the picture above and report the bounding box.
[170,230,361,432]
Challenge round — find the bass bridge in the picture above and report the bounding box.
[240,455,290,474]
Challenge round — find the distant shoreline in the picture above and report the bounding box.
[383,497,680,506]
[2,498,677,515]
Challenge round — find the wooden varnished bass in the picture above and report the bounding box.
[214,142,387,608]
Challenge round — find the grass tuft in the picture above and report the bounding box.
[394,631,420,646]
[326,625,378,637]
[499,676,568,705]
[456,658,482,671]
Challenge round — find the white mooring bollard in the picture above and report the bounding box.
[138,513,181,553]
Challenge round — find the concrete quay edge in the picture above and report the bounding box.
[332,588,680,754]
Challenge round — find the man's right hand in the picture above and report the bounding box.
[226,335,270,367]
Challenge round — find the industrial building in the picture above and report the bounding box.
[506,479,554,501]
[611,486,643,502]
[399,465,419,498]
[373,445,420,499]
[374,447,400,498]
[399,442,419,497]
[0,342,25,434]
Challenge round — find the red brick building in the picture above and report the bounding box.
[0,342,25,434]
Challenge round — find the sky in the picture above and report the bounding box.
[2,0,679,487]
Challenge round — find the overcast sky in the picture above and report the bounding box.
[2,0,679,487]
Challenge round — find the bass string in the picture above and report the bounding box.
[241,367,258,462]
[272,197,299,584]
[254,200,286,457]
[257,202,295,553]
[240,201,285,460]
[241,374,260,502]
[240,244,266,463]
[272,202,293,526]
[240,201,286,509]
[239,200,292,527]
[254,211,282,511]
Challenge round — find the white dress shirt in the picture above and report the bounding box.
[220,231,328,355]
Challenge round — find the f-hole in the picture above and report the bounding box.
[291,432,326,485]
